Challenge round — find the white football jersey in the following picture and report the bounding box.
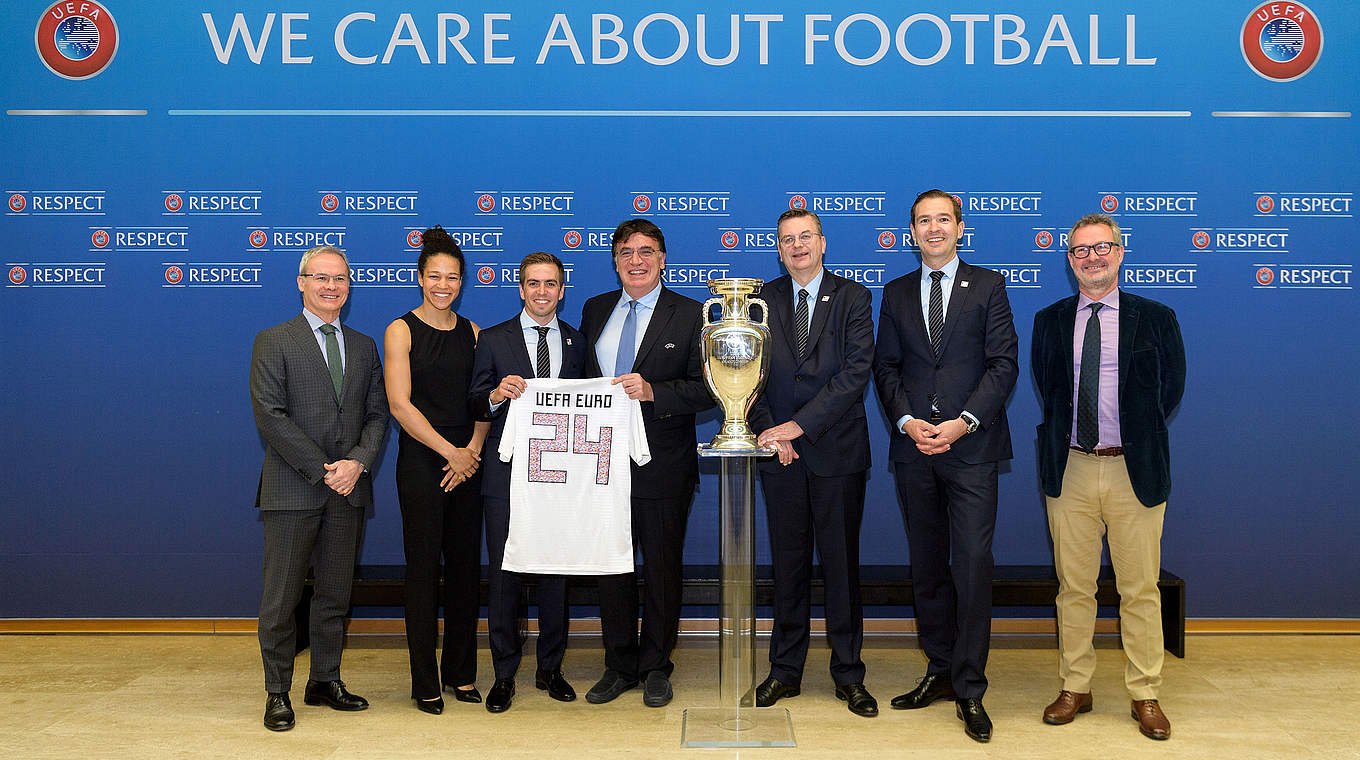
[498,377,651,574]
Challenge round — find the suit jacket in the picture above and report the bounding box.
[468,314,587,500]
[873,260,1019,465]
[1031,290,1186,507]
[749,271,875,477]
[579,287,714,499]
[250,313,388,511]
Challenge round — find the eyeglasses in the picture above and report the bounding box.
[1067,241,1121,259]
[300,273,350,285]
[616,247,659,261]
[778,231,821,248]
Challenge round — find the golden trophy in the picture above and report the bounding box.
[699,278,771,451]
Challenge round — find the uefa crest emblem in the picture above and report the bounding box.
[1241,2,1323,82]
[321,194,340,213]
[720,231,739,249]
[1100,195,1119,213]
[164,194,183,213]
[35,0,119,80]
[477,194,495,213]
[9,194,27,212]
[788,195,807,210]
[878,231,896,249]
[164,266,184,285]
[563,230,582,249]
[1256,195,1276,214]
[91,229,109,247]
[1035,231,1054,249]
[249,229,268,248]
[632,195,651,213]
[9,266,27,285]
[1255,266,1275,285]
[476,266,495,284]
[406,230,423,248]
[1191,231,1211,249]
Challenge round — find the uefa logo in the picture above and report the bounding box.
[476,266,495,284]
[1101,195,1119,213]
[477,194,495,213]
[9,194,26,212]
[1035,231,1054,249]
[249,229,267,248]
[720,231,739,249]
[406,230,423,248]
[164,266,184,285]
[1192,231,1211,249]
[91,229,109,247]
[164,194,183,212]
[1256,195,1276,214]
[789,195,807,210]
[9,266,27,285]
[35,1,119,80]
[633,195,651,213]
[1255,266,1275,285]
[563,230,582,249]
[878,231,896,249]
[1241,2,1323,82]
[321,194,339,213]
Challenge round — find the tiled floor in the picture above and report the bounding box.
[1,632,1356,759]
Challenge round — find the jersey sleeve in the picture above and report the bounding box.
[627,396,652,466]
[498,397,518,463]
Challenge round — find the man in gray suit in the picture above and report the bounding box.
[249,245,388,731]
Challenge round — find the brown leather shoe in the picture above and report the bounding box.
[1131,699,1171,740]
[1042,691,1092,725]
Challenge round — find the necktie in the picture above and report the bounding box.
[928,270,945,355]
[795,288,810,358]
[1076,303,1104,453]
[319,323,343,397]
[533,325,551,378]
[614,300,638,375]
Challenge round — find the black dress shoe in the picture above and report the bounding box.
[956,698,993,743]
[586,669,638,704]
[535,669,576,702]
[415,696,444,715]
[303,680,369,711]
[642,671,673,708]
[486,678,515,713]
[754,676,800,707]
[445,685,482,704]
[891,673,956,710]
[263,692,295,732]
[834,682,879,717]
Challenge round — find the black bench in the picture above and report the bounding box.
[313,563,1185,658]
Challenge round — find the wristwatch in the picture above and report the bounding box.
[960,413,979,435]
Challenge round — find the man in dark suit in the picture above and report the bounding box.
[249,245,388,732]
[469,251,587,713]
[1031,213,1185,741]
[577,219,713,708]
[872,189,1018,742]
[750,208,878,718]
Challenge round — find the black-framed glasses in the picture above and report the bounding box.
[1068,241,1121,259]
[299,273,350,285]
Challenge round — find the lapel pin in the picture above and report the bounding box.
[665,342,676,349]
[960,281,970,288]
[566,338,573,345]
[821,295,830,302]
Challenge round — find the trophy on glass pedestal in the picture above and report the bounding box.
[683,278,795,749]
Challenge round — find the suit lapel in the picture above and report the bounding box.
[508,320,535,377]
[1117,292,1139,400]
[290,315,339,403]
[1056,297,1078,398]
[803,273,838,362]
[634,289,674,369]
[902,269,929,348]
[936,260,974,355]
[767,278,795,358]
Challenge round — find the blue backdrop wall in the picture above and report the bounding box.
[3,0,1356,619]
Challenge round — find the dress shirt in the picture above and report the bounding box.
[302,308,345,374]
[595,283,661,377]
[896,256,977,432]
[791,267,826,337]
[490,310,564,413]
[1070,288,1122,448]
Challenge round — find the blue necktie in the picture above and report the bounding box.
[614,300,638,375]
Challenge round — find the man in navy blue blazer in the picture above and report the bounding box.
[750,208,879,718]
[873,190,1018,743]
[469,252,587,713]
[1031,213,1185,741]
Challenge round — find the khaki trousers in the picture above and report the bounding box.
[1046,450,1165,700]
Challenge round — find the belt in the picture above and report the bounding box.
[1070,444,1123,457]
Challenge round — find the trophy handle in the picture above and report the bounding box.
[746,297,769,328]
[702,297,723,326]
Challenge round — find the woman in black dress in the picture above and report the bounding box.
[384,226,489,714]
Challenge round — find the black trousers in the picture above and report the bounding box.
[893,456,998,700]
[396,430,483,699]
[483,495,568,680]
[598,493,694,679]
[760,460,867,687]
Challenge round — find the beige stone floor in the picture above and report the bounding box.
[1,632,1357,759]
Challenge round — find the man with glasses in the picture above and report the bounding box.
[872,190,1018,742]
[1032,213,1185,740]
[579,219,713,707]
[249,246,388,731]
[751,207,879,718]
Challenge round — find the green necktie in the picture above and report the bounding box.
[319,323,343,397]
